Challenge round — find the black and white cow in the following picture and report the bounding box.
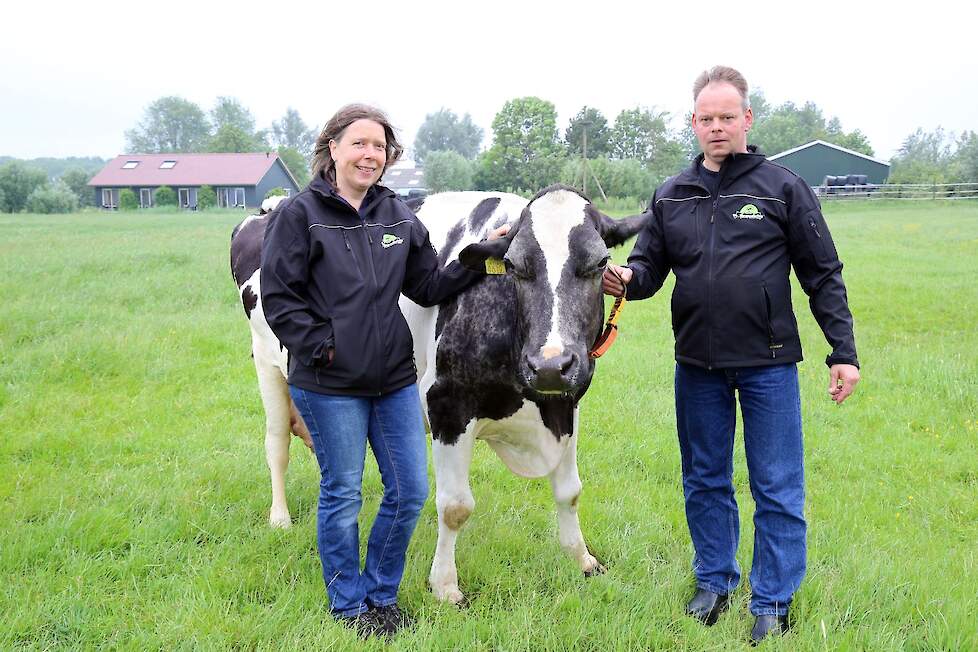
[230,195,312,528]
[400,186,649,603]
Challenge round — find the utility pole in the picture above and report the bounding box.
[578,106,607,202]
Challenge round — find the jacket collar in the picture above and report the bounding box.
[676,145,766,189]
[309,172,395,215]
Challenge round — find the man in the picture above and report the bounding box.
[603,66,859,644]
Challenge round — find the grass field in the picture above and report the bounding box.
[1,201,976,651]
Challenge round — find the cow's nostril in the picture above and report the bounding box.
[559,353,575,376]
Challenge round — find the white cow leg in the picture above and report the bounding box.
[549,424,605,576]
[429,426,476,604]
[254,365,293,528]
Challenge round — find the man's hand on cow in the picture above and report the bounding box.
[602,264,632,297]
[828,364,860,404]
[487,224,511,241]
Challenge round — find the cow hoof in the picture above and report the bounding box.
[582,557,606,577]
[431,584,465,605]
[269,512,292,529]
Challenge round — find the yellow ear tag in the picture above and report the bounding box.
[485,258,506,275]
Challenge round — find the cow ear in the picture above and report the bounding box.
[458,233,514,271]
[590,206,651,248]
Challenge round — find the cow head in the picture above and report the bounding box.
[459,185,649,400]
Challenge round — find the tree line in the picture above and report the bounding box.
[2,94,976,214]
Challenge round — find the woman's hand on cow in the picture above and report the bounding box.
[487,224,511,241]
[602,264,632,297]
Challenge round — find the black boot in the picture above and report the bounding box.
[685,588,729,626]
[750,613,789,645]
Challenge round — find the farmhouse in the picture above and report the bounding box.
[88,152,301,210]
[767,140,891,186]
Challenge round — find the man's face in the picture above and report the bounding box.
[692,82,753,171]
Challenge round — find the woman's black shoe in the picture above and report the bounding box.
[685,588,729,626]
[373,603,414,633]
[338,609,388,638]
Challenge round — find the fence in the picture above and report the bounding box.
[814,182,978,201]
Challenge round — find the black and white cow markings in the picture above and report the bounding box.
[229,195,312,528]
[400,185,650,604]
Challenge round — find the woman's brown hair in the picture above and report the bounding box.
[310,104,404,183]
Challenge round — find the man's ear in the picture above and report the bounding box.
[588,206,651,248]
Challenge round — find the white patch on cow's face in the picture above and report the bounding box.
[528,190,589,356]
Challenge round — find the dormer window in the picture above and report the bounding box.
[159,160,177,169]
[122,161,139,169]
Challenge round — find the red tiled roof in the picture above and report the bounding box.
[88,153,289,187]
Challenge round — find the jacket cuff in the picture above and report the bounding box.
[311,335,335,368]
[825,354,859,369]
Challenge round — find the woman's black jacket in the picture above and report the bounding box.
[260,175,481,396]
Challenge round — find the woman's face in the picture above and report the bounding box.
[329,119,387,197]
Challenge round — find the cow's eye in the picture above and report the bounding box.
[504,259,533,280]
[578,256,609,277]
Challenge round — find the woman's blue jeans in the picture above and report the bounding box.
[675,363,806,616]
[289,383,429,617]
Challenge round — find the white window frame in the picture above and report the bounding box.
[233,187,246,207]
[218,188,230,208]
[178,188,191,208]
[102,188,116,208]
[159,160,177,169]
[139,188,152,208]
[122,161,139,169]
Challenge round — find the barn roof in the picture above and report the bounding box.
[768,140,890,167]
[88,152,295,187]
[383,161,426,192]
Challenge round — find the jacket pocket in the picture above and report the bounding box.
[804,211,839,263]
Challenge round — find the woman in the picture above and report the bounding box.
[260,104,498,637]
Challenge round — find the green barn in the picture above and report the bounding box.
[767,140,890,186]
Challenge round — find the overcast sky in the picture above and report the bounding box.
[3,0,975,163]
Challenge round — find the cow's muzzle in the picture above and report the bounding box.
[524,350,582,395]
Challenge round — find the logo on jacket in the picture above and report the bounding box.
[381,233,404,248]
[732,203,765,220]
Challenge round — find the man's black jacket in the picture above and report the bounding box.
[627,148,858,369]
[260,175,482,395]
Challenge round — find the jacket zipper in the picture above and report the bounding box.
[360,214,385,395]
[763,284,778,359]
[707,196,717,369]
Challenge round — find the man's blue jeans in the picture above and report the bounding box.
[675,363,806,616]
[289,383,429,617]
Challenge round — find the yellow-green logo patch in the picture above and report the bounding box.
[732,203,765,220]
[381,233,404,248]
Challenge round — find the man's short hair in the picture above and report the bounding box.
[693,66,750,111]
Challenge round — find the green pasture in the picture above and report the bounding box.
[1,201,976,650]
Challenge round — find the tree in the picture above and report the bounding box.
[0,187,7,213]
[560,157,655,201]
[59,167,96,207]
[125,96,212,153]
[272,107,317,158]
[154,186,177,207]
[888,127,955,184]
[609,107,671,163]
[26,180,78,214]
[565,107,610,158]
[118,189,138,211]
[209,124,265,153]
[277,146,311,188]
[198,185,216,210]
[211,96,255,133]
[479,98,564,192]
[414,109,483,165]
[749,95,874,157]
[264,187,289,199]
[0,161,48,212]
[207,97,268,152]
[424,150,474,192]
[950,131,978,182]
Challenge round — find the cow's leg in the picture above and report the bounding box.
[548,413,605,576]
[254,363,293,528]
[429,424,476,604]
